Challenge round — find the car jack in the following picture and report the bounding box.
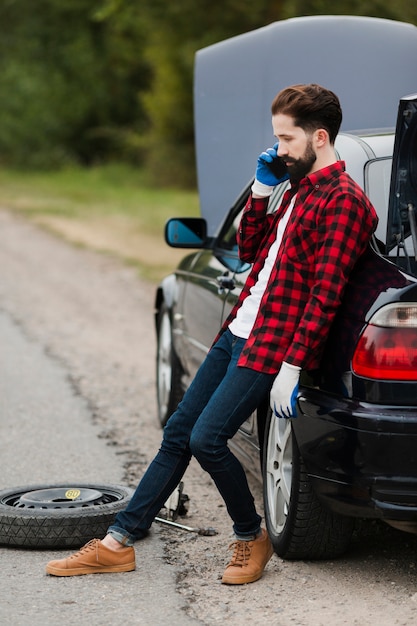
[154,482,217,536]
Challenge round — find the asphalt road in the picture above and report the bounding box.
[0,210,200,626]
[1,209,417,626]
[0,309,200,626]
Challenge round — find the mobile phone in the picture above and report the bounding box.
[262,154,288,180]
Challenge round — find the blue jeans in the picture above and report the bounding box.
[108,329,274,544]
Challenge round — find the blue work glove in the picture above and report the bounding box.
[255,143,289,186]
[270,362,301,419]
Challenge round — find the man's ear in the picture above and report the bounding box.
[314,128,328,147]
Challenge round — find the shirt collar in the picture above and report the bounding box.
[290,160,346,191]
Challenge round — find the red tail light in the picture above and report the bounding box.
[352,304,417,381]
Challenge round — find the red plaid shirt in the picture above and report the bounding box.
[218,161,378,374]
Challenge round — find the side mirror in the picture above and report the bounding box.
[165,218,207,248]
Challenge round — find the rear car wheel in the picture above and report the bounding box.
[0,483,133,549]
[263,411,354,559]
[156,302,184,426]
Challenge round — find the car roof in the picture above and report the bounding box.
[194,15,417,235]
[335,131,394,187]
[334,131,395,243]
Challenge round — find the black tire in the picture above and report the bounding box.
[262,411,354,560]
[0,483,133,549]
[156,302,185,427]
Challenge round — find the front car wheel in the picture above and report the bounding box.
[156,302,184,427]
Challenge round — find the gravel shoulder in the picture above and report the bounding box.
[1,208,417,626]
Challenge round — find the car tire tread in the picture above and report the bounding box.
[0,483,133,549]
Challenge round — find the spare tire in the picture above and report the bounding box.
[0,483,133,549]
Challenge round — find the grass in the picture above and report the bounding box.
[0,164,200,282]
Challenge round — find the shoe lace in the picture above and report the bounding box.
[228,540,252,567]
[67,538,100,561]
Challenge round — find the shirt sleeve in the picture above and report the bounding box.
[284,191,378,368]
[237,194,273,263]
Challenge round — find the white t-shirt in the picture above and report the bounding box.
[228,195,296,339]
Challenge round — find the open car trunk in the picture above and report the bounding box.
[387,94,417,277]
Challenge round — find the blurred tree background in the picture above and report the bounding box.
[0,0,415,187]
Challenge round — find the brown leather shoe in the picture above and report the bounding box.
[222,528,274,585]
[45,538,135,576]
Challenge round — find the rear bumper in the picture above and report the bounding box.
[295,389,417,521]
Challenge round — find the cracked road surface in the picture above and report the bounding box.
[0,209,417,626]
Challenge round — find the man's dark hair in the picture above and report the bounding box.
[271,84,342,144]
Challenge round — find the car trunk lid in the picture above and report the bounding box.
[387,93,417,273]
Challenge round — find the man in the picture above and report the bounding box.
[46,84,378,584]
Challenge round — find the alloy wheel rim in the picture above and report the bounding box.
[264,416,293,534]
[157,312,172,417]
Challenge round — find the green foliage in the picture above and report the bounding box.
[0,0,149,167]
[138,0,284,187]
[0,0,415,183]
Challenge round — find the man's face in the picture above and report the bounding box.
[272,113,317,182]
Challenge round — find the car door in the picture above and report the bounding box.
[178,248,237,379]
[176,192,254,380]
[221,180,290,323]
[220,181,289,447]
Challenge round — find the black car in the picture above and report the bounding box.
[155,17,417,559]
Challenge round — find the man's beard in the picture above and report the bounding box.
[286,139,316,182]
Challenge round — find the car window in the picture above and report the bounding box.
[364,156,415,264]
[214,181,290,273]
[267,181,291,213]
[216,180,290,251]
[214,203,249,273]
[216,209,243,252]
[364,157,392,244]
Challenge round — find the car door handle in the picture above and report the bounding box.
[216,273,235,291]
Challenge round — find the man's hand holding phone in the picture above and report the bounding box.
[252,143,289,197]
